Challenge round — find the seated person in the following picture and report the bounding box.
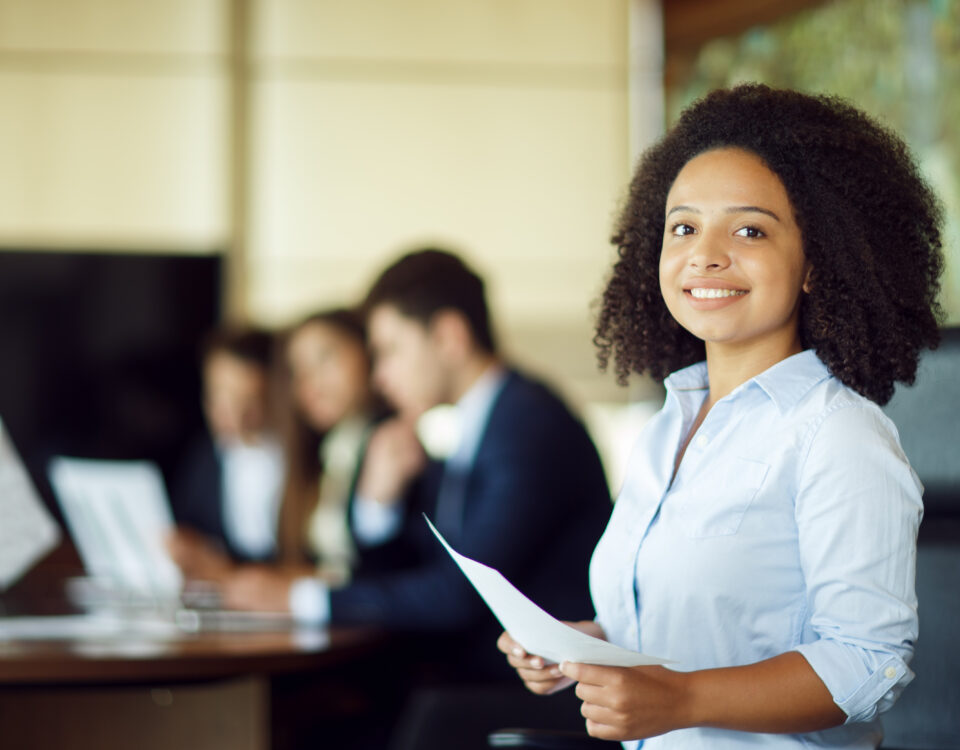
[171,308,402,605]
[227,249,612,680]
[167,325,284,570]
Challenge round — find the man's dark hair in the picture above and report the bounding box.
[201,324,274,369]
[596,83,944,405]
[364,248,496,353]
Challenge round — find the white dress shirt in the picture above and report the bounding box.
[590,350,922,749]
[219,436,285,559]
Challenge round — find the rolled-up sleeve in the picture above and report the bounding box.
[793,403,922,723]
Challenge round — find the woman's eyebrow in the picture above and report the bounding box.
[725,206,781,221]
[665,205,781,222]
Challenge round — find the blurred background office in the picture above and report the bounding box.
[0,0,958,536]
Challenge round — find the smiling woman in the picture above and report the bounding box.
[499,84,945,749]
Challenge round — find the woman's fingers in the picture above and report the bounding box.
[517,664,563,682]
[496,630,520,655]
[498,630,572,694]
[498,631,550,670]
[507,652,551,669]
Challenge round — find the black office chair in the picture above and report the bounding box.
[487,329,960,750]
[879,327,960,749]
[390,681,599,750]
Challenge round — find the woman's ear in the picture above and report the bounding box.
[802,266,814,294]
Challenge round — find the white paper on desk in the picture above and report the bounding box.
[48,457,182,598]
[426,516,669,667]
[0,418,61,590]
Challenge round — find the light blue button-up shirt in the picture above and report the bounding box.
[590,350,922,749]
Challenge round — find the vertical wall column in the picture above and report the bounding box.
[225,0,251,320]
[628,0,665,165]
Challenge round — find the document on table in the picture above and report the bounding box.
[0,418,61,590]
[426,516,670,667]
[48,457,183,599]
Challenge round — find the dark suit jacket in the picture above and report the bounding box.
[169,432,275,563]
[171,423,411,571]
[329,370,612,677]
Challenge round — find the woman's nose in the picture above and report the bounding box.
[689,231,731,270]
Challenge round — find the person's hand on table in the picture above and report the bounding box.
[220,566,307,613]
[497,620,606,695]
[165,526,234,583]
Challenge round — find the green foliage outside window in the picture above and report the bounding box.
[669,0,960,322]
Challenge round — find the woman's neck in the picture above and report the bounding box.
[704,337,804,404]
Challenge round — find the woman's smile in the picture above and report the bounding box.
[684,280,750,307]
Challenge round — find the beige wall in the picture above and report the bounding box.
[244,0,633,406]
[0,0,230,250]
[0,1,659,457]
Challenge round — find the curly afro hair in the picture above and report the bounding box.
[595,83,944,405]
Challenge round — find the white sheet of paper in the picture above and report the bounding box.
[426,516,669,667]
[48,457,182,598]
[0,418,61,590]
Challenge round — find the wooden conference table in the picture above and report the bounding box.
[0,579,392,750]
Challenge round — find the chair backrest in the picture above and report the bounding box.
[882,327,960,515]
[879,327,960,749]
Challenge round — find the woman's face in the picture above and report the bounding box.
[659,147,811,362]
[287,321,370,432]
[203,351,269,444]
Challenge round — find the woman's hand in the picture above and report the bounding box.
[560,662,692,741]
[165,527,234,583]
[497,621,606,695]
[559,651,846,741]
[220,566,300,612]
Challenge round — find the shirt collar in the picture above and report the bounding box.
[663,361,709,393]
[450,364,509,466]
[664,350,831,414]
[751,349,832,413]
[216,433,281,456]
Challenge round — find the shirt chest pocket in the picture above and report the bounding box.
[672,457,770,538]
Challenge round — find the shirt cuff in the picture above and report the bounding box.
[352,494,403,546]
[793,641,914,723]
[289,577,331,626]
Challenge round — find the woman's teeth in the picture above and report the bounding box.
[690,288,747,299]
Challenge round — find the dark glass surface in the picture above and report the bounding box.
[0,249,222,513]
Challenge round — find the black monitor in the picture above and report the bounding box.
[0,249,222,510]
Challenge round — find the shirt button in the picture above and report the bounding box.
[695,434,709,449]
[884,666,897,680]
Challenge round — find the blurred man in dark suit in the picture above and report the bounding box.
[285,249,611,678]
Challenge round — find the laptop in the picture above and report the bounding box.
[47,455,295,631]
[48,456,183,602]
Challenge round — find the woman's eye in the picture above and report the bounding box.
[735,226,765,239]
[670,223,696,237]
